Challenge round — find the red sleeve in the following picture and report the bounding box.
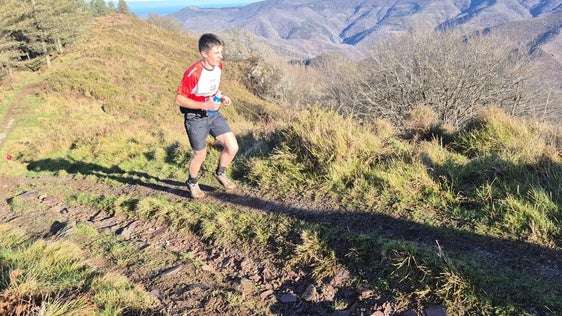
[176,62,204,102]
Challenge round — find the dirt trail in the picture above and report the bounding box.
[0,118,15,145]
[1,176,414,315]
[0,83,40,147]
[0,177,275,314]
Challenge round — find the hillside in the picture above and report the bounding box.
[1,13,562,315]
[491,9,562,63]
[171,0,562,60]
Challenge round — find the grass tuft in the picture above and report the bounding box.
[0,224,157,314]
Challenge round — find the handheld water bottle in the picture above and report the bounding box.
[208,91,221,116]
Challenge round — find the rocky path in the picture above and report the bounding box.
[1,176,433,315]
[0,177,274,314]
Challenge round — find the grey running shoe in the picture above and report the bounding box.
[186,181,205,199]
[214,173,237,191]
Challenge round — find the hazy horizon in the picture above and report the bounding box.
[127,1,261,17]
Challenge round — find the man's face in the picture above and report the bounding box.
[202,45,223,67]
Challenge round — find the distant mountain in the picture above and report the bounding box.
[491,9,562,58]
[171,0,562,60]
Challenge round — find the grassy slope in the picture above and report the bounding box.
[0,13,276,315]
[1,13,561,315]
[2,14,274,180]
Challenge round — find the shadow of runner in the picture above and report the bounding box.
[219,190,562,272]
[214,191,562,313]
[25,157,190,197]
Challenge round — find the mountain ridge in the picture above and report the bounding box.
[171,0,562,60]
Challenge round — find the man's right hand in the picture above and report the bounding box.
[203,99,220,111]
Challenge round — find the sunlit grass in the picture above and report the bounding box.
[0,224,157,314]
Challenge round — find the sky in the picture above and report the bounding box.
[125,0,263,16]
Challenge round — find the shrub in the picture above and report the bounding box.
[246,106,386,198]
[145,14,185,33]
[237,55,285,101]
[323,28,557,130]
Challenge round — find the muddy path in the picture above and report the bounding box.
[0,175,413,315]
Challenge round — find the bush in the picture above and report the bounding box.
[145,14,185,33]
[239,55,284,101]
[322,28,557,130]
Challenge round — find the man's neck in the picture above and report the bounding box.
[200,60,215,71]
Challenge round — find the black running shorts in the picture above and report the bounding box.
[184,112,232,151]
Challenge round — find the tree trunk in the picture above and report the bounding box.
[43,41,51,68]
[56,37,63,54]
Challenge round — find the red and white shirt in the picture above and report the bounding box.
[177,60,223,103]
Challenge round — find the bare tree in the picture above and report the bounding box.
[324,28,559,129]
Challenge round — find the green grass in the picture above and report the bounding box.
[0,13,561,315]
[248,105,562,247]
[62,183,561,314]
[0,225,158,315]
[239,105,561,313]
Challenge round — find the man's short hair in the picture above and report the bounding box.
[199,33,224,53]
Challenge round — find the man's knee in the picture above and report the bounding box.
[218,133,238,154]
[228,140,239,154]
[192,149,207,161]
